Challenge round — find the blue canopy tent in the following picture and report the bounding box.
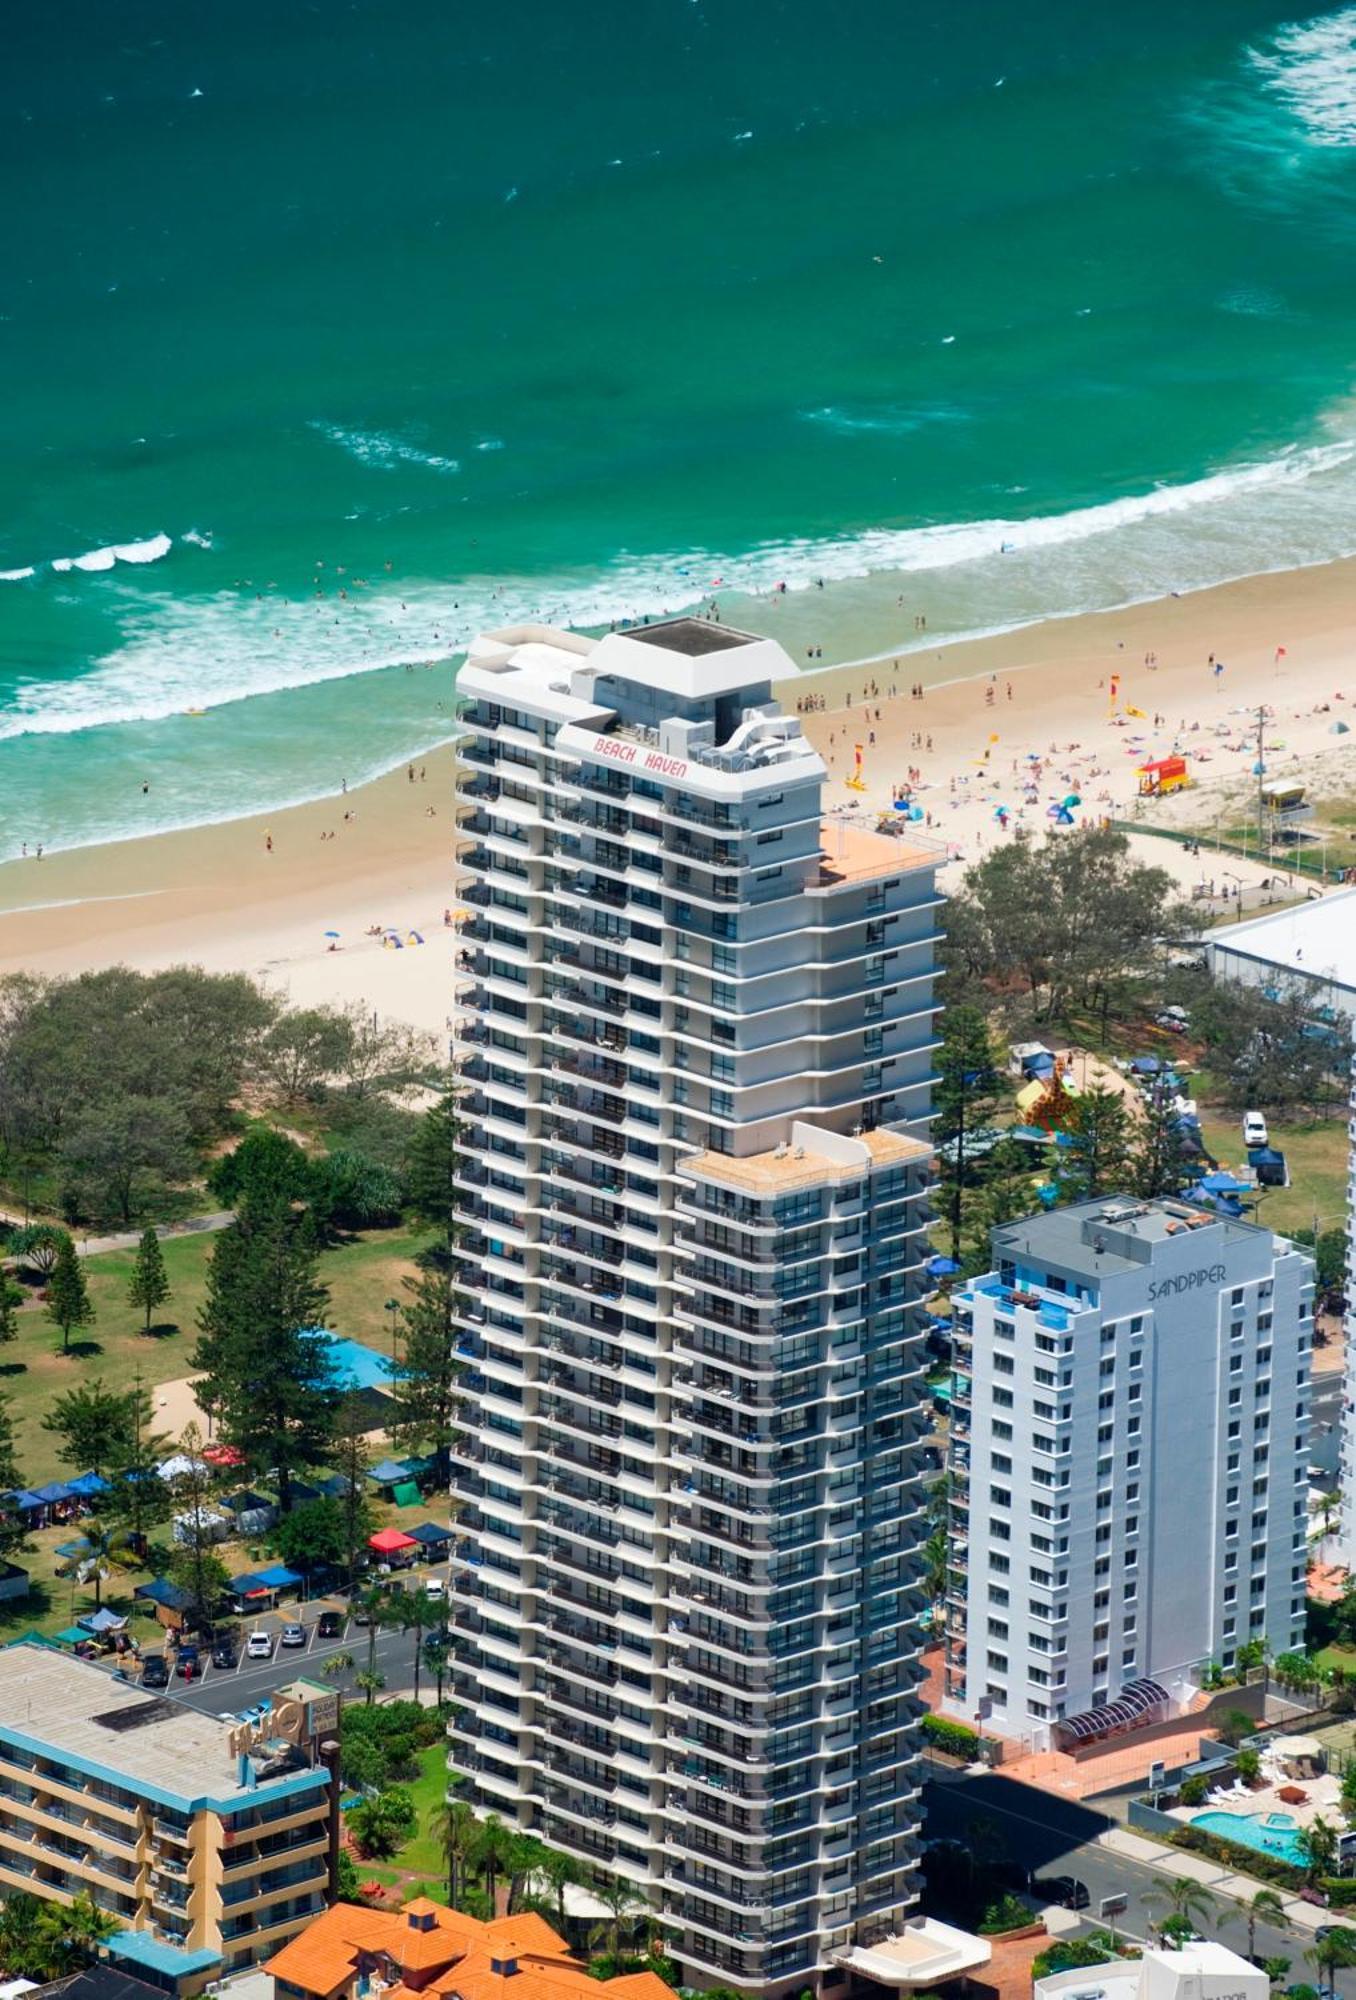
[1024,1052,1056,1078]
[66,1471,109,1498]
[926,1255,960,1279]
[407,1521,453,1549]
[1198,1170,1251,1195]
[134,1577,193,1614]
[369,1457,414,1486]
[1248,1145,1288,1188]
[251,1564,303,1591]
[31,1482,74,1506]
[1129,1056,1162,1076]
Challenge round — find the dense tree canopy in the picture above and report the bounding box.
[944,826,1189,1024]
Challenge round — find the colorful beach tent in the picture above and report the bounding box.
[407,1521,454,1548]
[369,1457,414,1485]
[369,1527,418,1555]
[79,1607,127,1634]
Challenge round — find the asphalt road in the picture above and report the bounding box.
[925,1770,1356,1993]
[97,1584,444,1717]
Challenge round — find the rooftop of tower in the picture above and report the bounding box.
[679,1122,930,1196]
[816,816,940,884]
[624,616,760,658]
[991,1193,1278,1277]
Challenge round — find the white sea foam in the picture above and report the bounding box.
[310,422,460,475]
[5,435,1356,743]
[1250,5,1356,146]
[112,533,173,564]
[182,528,213,549]
[0,567,35,583]
[48,534,173,576]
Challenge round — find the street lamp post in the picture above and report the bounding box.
[385,1298,400,1368]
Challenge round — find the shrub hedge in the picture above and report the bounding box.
[921,1714,981,1759]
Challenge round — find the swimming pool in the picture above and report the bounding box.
[303,1329,395,1393]
[1190,1808,1307,1867]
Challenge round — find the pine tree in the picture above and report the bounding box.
[46,1235,93,1355]
[933,1006,1004,1263]
[391,1265,464,1485]
[101,1371,172,1554]
[1064,1086,1134,1200]
[0,1391,28,1562]
[127,1227,170,1334]
[329,1394,374,1586]
[405,1090,461,1264]
[0,1277,21,1349]
[1132,1075,1190,1200]
[192,1193,336,1512]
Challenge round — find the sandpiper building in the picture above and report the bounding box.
[944,1197,1311,1748]
[448,619,950,1994]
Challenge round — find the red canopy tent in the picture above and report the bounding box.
[369,1527,418,1555]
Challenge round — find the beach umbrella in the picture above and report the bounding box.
[324,929,340,938]
[1063,793,1081,806]
[1331,721,1350,735]
[926,1254,960,1278]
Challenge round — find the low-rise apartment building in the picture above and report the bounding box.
[944,1197,1311,1745]
[0,1643,334,1991]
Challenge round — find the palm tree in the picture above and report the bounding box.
[1245,1889,1287,1963]
[504,1834,550,1914]
[1300,1814,1341,1885]
[353,1582,393,1688]
[58,1516,133,1611]
[539,1846,584,1928]
[396,1589,442,1705]
[1306,1926,1356,2000]
[355,1668,386,1707]
[473,1813,517,1913]
[321,1649,355,1681]
[433,1797,480,1909]
[1142,1877,1217,1944]
[590,1874,651,1959]
[423,1634,450,1707]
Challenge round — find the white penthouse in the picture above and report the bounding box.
[944,1196,1311,1748]
[448,618,945,1995]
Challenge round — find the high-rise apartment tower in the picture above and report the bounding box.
[448,619,943,1995]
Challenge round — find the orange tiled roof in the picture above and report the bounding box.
[267,1900,601,2000]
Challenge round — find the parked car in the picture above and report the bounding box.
[246,1630,273,1659]
[1154,1006,1190,1033]
[280,1623,306,1648]
[1243,1110,1269,1148]
[316,1610,344,1639]
[141,1655,170,1689]
[1033,1875,1090,1911]
[424,1575,446,1602]
[176,1645,200,1681]
[211,1637,237,1670]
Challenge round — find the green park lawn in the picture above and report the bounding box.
[0,1217,437,1640]
[1194,1107,1348,1236]
[5,1221,433,1485]
[343,1744,452,1902]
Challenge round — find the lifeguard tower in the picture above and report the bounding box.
[1137,754,1190,797]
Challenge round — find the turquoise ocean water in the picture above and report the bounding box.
[6,0,1356,859]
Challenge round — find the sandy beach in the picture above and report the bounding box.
[3,556,1355,1026]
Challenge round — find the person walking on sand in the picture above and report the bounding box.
[265,831,272,852]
